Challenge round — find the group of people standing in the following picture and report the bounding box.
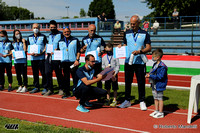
[0,15,168,118]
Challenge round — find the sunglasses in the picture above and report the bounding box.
[63,26,69,29]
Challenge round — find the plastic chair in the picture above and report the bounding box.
[187,75,200,124]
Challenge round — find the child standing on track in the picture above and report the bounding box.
[146,48,168,118]
[102,43,120,107]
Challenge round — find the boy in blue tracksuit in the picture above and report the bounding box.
[146,48,168,118]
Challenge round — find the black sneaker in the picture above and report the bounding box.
[8,86,13,92]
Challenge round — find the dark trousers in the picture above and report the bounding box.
[105,74,119,90]
[14,63,27,86]
[45,57,63,92]
[74,83,107,105]
[61,62,78,94]
[93,63,102,88]
[173,18,178,29]
[114,28,121,34]
[31,60,47,89]
[0,63,12,87]
[124,63,146,102]
[153,28,158,35]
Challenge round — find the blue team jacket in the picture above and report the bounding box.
[149,61,168,91]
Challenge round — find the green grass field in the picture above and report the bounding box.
[0,116,90,133]
[1,76,198,132]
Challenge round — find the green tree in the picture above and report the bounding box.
[145,0,200,17]
[80,8,86,17]
[29,12,34,19]
[88,0,115,19]
[0,0,7,20]
[73,16,79,18]
[0,0,34,20]
[62,16,69,19]
[19,7,35,20]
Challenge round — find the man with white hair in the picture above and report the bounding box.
[27,23,48,94]
[118,15,151,110]
[81,24,105,89]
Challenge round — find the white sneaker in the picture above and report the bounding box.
[16,86,23,93]
[149,110,159,117]
[153,112,164,118]
[118,100,131,108]
[140,101,147,111]
[20,87,28,93]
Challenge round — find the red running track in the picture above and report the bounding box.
[0,91,199,133]
[11,66,192,88]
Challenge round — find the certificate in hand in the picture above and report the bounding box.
[86,50,99,61]
[113,46,128,58]
[100,67,114,81]
[52,50,63,60]
[46,44,53,53]
[28,45,40,54]
[13,51,26,59]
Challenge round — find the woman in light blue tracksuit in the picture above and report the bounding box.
[12,29,28,93]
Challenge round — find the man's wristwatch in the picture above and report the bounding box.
[76,59,80,61]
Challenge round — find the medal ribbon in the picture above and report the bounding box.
[33,35,38,44]
[150,62,161,74]
[51,35,55,44]
[107,54,112,65]
[64,37,71,49]
[16,42,21,50]
[2,41,5,50]
[132,29,140,44]
[86,38,93,49]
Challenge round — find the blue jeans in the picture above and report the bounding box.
[99,21,105,30]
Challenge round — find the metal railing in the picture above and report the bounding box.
[97,21,114,34]
[143,16,200,29]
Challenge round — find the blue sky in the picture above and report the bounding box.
[3,0,153,21]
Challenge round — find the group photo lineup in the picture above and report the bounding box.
[0,0,200,132]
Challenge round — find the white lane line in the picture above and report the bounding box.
[1,91,199,117]
[129,107,200,117]
[0,91,78,102]
[0,107,149,133]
